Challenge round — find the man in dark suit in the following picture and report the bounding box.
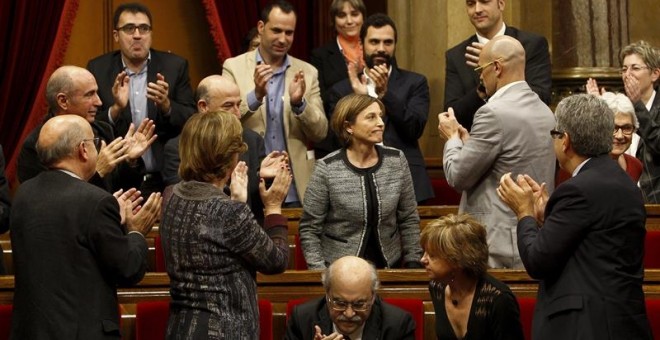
[498,94,652,339]
[162,75,287,223]
[17,65,155,192]
[10,114,162,339]
[284,256,415,340]
[326,13,433,203]
[87,2,196,197]
[0,145,9,275]
[444,0,551,130]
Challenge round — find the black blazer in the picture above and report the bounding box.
[326,62,435,202]
[87,49,196,171]
[444,26,552,129]
[311,39,348,106]
[517,155,652,339]
[161,128,266,223]
[284,296,415,340]
[10,171,149,339]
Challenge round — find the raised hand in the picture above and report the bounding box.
[585,78,604,96]
[110,71,130,121]
[465,42,484,68]
[259,165,292,216]
[366,64,390,98]
[229,161,249,203]
[289,70,306,105]
[96,137,130,177]
[438,108,463,141]
[147,73,171,113]
[124,119,157,160]
[113,188,143,225]
[348,61,368,95]
[259,151,289,179]
[314,325,347,340]
[254,62,273,101]
[126,192,162,235]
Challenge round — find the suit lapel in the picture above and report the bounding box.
[147,50,159,119]
[282,57,294,140]
[329,41,347,75]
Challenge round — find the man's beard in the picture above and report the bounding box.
[365,52,392,69]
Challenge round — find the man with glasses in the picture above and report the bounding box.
[10,114,162,339]
[87,2,196,197]
[444,0,551,130]
[284,256,415,340]
[17,65,154,192]
[497,94,652,339]
[438,36,555,269]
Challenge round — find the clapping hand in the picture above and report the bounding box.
[96,137,130,177]
[229,161,249,203]
[259,151,289,179]
[147,73,171,113]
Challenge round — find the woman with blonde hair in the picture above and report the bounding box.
[160,111,292,339]
[300,93,422,269]
[420,214,524,340]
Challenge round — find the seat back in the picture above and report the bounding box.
[154,235,166,272]
[259,299,273,340]
[383,298,424,340]
[516,297,536,340]
[644,230,660,268]
[646,299,660,338]
[0,304,11,340]
[136,300,169,340]
[294,234,308,270]
[422,178,461,206]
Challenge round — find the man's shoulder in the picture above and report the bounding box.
[446,35,476,57]
[150,49,188,65]
[505,26,547,46]
[288,55,318,74]
[223,50,254,66]
[395,67,428,83]
[87,51,121,67]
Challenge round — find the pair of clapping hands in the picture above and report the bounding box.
[497,173,549,225]
[96,119,157,178]
[253,62,306,106]
[114,188,162,236]
[229,151,292,215]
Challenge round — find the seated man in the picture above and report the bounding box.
[284,256,416,340]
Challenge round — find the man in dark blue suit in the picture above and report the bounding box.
[444,0,551,130]
[325,13,433,203]
[87,2,196,197]
[10,114,161,339]
[162,75,287,223]
[498,94,652,339]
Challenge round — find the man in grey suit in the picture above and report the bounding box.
[438,36,555,268]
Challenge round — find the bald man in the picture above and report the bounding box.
[162,75,286,223]
[438,36,556,269]
[285,256,415,340]
[17,65,156,192]
[10,115,161,339]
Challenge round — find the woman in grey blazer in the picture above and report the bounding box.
[299,94,423,269]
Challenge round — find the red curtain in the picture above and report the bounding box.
[0,0,79,185]
[200,0,311,63]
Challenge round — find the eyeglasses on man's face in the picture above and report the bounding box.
[620,64,650,74]
[82,137,102,152]
[116,24,152,35]
[327,295,373,312]
[613,124,634,136]
[474,57,503,75]
[550,129,565,139]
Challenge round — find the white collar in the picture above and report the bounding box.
[488,80,525,101]
[476,23,507,45]
[572,158,591,177]
[646,90,657,112]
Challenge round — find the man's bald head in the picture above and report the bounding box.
[45,66,102,122]
[479,35,526,95]
[196,75,242,118]
[322,256,380,293]
[37,115,96,179]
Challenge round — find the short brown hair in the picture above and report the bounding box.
[178,111,247,183]
[329,0,367,25]
[620,40,660,86]
[331,94,385,147]
[420,214,488,279]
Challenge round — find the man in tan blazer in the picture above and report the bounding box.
[223,0,327,206]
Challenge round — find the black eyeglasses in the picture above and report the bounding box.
[82,137,102,152]
[327,295,372,312]
[116,24,152,35]
[613,124,635,135]
[474,57,503,75]
[550,129,565,139]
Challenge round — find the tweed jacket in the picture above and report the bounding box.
[299,146,422,269]
[635,88,660,203]
[222,50,327,200]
